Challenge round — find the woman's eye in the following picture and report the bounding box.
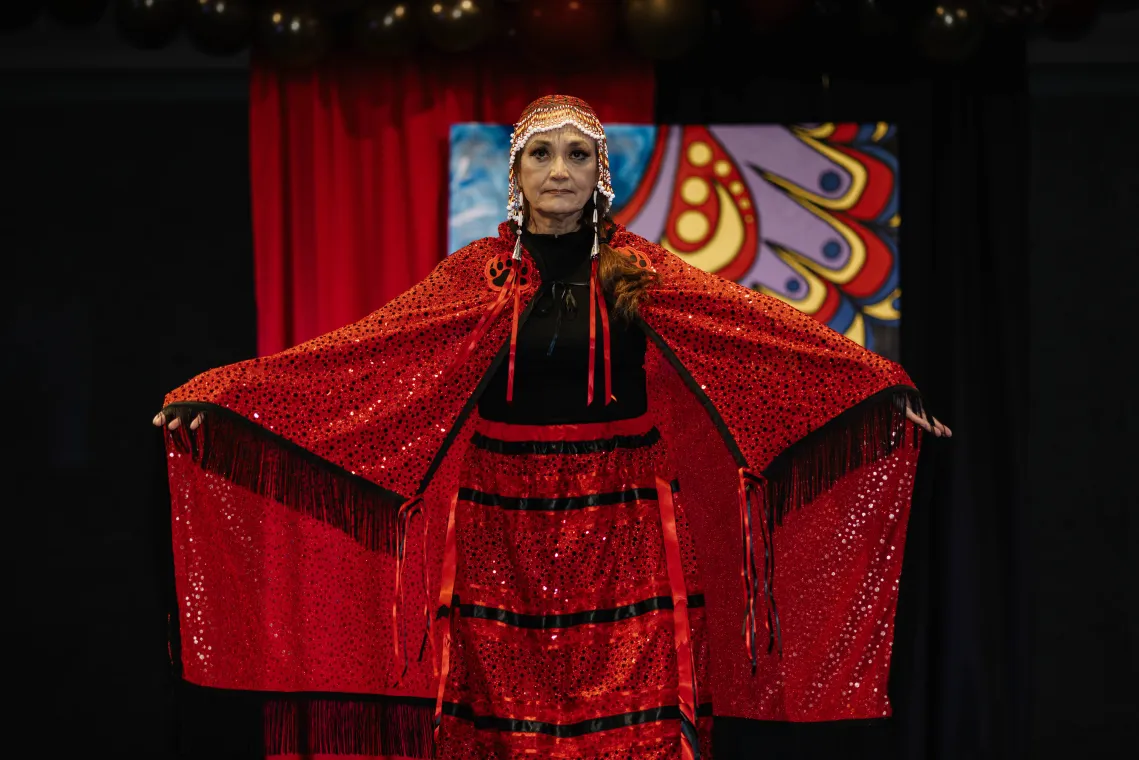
[530,148,548,158]
[572,151,590,160]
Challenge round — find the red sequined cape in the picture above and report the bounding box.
[162,221,922,755]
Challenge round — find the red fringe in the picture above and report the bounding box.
[264,698,434,759]
[167,406,405,554]
[763,388,921,525]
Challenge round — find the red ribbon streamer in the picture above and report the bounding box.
[446,266,517,386]
[506,270,522,403]
[737,468,781,669]
[587,258,598,406]
[737,468,761,670]
[432,489,460,744]
[656,476,699,760]
[597,263,612,406]
[586,258,613,406]
[392,495,424,679]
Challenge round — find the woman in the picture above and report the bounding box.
[155,95,948,759]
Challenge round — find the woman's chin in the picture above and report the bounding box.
[533,197,585,217]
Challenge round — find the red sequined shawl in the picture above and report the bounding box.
[162,221,921,748]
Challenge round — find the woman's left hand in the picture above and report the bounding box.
[905,402,952,438]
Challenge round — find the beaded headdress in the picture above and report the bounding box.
[507,95,614,226]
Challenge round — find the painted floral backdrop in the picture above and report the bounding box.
[450,122,900,359]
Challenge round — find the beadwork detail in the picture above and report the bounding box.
[507,95,615,225]
[484,254,533,292]
[619,246,655,271]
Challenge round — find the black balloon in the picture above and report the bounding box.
[492,0,520,45]
[858,0,900,36]
[622,0,705,60]
[255,5,331,68]
[418,0,495,53]
[45,0,109,27]
[185,0,253,56]
[812,0,846,20]
[0,1,43,32]
[1042,0,1101,41]
[806,0,845,41]
[986,1,1048,24]
[323,0,366,14]
[518,0,614,65]
[914,2,985,62]
[738,0,808,31]
[352,1,419,57]
[114,0,182,49]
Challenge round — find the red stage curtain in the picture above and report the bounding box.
[249,55,655,356]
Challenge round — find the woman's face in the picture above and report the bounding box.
[517,125,600,223]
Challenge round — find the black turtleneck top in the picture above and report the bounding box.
[477,225,648,425]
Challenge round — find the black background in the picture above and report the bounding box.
[2,14,1135,760]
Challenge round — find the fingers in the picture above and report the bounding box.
[151,411,179,429]
[905,405,932,433]
[152,409,205,431]
[904,404,953,438]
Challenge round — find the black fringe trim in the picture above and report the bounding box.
[458,593,706,630]
[637,319,749,468]
[439,701,714,737]
[762,386,923,526]
[470,426,662,455]
[458,477,680,512]
[164,402,408,554]
[264,697,435,758]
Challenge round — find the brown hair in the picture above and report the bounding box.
[517,192,658,322]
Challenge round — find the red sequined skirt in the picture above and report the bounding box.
[434,414,713,759]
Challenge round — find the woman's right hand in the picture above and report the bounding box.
[152,409,204,431]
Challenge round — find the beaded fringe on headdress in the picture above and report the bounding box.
[506,94,614,226]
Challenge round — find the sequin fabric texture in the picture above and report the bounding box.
[438,414,711,759]
[163,220,922,757]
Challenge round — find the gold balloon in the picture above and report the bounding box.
[352,1,420,58]
[185,0,254,57]
[914,2,985,62]
[114,0,182,50]
[418,0,495,53]
[255,5,332,69]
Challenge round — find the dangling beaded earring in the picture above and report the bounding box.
[590,190,600,260]
[512,205,524,261]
